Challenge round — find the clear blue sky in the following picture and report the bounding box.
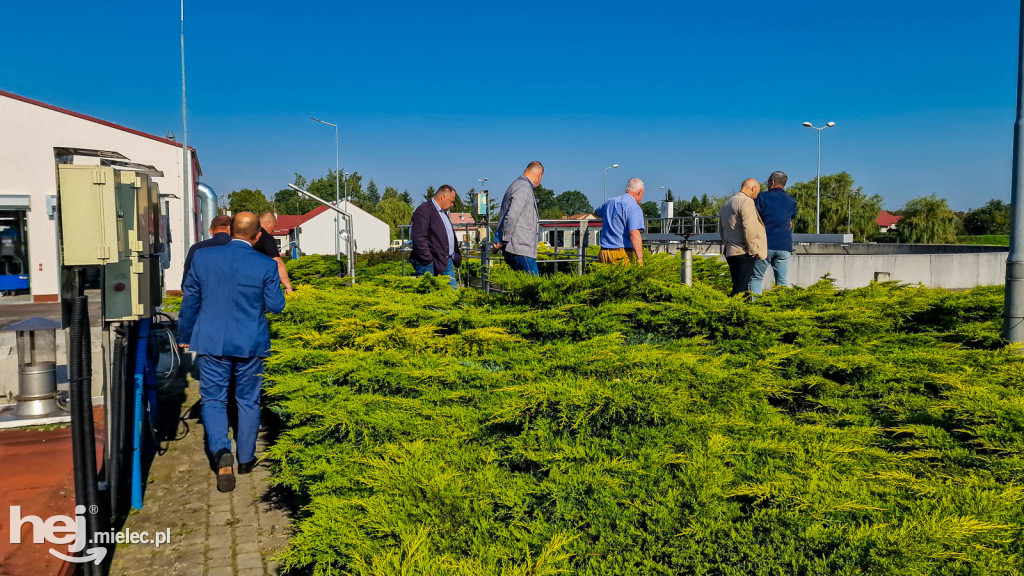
[2,1,1019,211]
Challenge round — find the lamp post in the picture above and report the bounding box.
[603,164,620,203]
[1004,0,1024,343]
[344,172,351,202]
[310,117,340,262]
[802,121,835,234]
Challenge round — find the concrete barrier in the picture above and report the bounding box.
[677,244,1008,290]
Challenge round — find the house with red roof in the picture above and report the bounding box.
[877,210,902,233]
[270,201,390,257]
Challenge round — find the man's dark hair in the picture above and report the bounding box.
[210,215,232,230]
[526,161,544,172]
[768,171,788,188]
[436,184,456,195]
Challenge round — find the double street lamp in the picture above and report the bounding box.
[802,121,835,234]
[310,117,341,261]
[603,164,620,203]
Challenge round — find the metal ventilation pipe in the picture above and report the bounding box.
[195,182,219,240]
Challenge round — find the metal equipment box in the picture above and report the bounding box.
[57,165,127,265]
[103,258,143,321]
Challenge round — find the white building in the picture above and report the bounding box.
[272,200,391,257]
[0,89,200,301]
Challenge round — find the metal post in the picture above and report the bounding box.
[1004,0,1024,343]
[180,0,193,254]
[311,118,340,262]
[683,244,693,286]
[482,190,490,292]
[334,127,339,262]
[815,128,821,235]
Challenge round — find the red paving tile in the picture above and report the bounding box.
[0,407,104,576]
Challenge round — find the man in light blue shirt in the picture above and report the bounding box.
[595,178,646,264]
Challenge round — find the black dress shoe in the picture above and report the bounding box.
[237,460,256,475]
[215,449,235,493]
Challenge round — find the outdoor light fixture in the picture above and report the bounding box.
[803,121,837,234]
[310,117,341,262]
[603,164,620,203]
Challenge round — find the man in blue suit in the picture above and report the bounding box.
[177,212,286,493]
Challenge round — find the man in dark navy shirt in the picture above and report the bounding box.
[751,171,798,294]
[183,215,233,279]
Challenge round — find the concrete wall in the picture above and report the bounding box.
[0,92,195,298]
[680,244,1009,289]
[296,200,391,255]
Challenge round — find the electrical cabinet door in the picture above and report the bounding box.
[103,257,142,321]
[57,165,127,265]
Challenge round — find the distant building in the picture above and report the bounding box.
[271,201,390,257]
[877,210,902,233]
[0,89,200,300]
[541,213,602,249]
[447,212,481,244]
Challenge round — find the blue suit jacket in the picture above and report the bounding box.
[178,240,286,358]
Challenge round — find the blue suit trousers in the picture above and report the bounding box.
[197,354,265,464]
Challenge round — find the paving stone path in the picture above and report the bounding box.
[109,380,290,576]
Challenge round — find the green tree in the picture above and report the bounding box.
[964,199,1010,235]
[641,201,660,219]
[365,179,381,209]
[663,189,675,203]
[228,188,274,214]
[787,172,884,241]
[555,190,593,216]
[382,186,399,202]
[422,185,436,204]
[273,174,318,215]
[897,194,961,244]
[373,197,413,240]
[399,190,413,205]
[531,185,562,219]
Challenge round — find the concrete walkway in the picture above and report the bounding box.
[108,379,290,576]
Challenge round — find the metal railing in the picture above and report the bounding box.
[396,215,724,290]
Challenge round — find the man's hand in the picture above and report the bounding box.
[492,241,505,252]
[284,284,294,294]
[178,344,189,349]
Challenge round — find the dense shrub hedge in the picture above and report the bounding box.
[264,253,1023,575]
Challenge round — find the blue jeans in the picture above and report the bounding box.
[503,252,539,276]
[750,249,793,295]
[197,355,265,464]
[413,259,458,289]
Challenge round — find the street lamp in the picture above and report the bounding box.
[603,164,620,203]
[344,172,351,202]
[310,117,340,262]
[802,121,836,234]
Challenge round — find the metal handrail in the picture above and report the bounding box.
[396,215,723,290]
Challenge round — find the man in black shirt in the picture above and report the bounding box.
[255,212,293,294]
[184,215,233,279]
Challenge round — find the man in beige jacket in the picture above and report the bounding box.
[719,178,768,296]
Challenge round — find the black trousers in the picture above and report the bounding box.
[726,255,758,296]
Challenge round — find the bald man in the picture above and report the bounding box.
[595,177,646,264]
[254,212,293,293]
[178,211,286,492]
[493,161,544,275]
[719,178,767,296]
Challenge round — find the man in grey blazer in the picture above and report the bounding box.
[493,161,544,275]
